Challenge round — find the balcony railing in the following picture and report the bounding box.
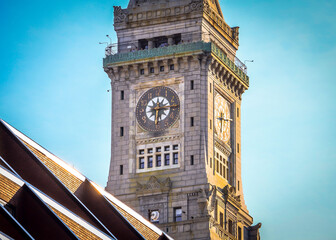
[103,41,249,86]
[210,43,249,86]
[103,41,211,66]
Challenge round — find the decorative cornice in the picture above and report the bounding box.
[103,41,211,67]
[103,41,249,88]
[211,44,249,86]
[114,0,204,25]
[136,134,181,145]
[136,176,172,196]
[215,140,232,157]
[113,0,239,46]
[113,6,128,23]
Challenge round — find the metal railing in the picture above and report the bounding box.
[103,41,211,66]
[234,57,247,74]
[103,41,249,86]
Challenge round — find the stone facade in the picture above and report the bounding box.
[104,0,261,239]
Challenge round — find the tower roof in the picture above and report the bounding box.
[207,0,224,19]
[127,0,224,19]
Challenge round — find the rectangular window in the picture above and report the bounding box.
[140,69,145,75]
[238,181,240,191]
[238,226,242,240]
[216,160,219,173]
[173,145,178,150]
[220,163,222,176]
[156,155,162,167]
[120,127,124,137]
[191,155,194,165]
[148,148,153,154]
[190,117,194,127]
[237,143,240,153]
[210,83,212,93]
[156,147,161,152]
[139,149,144,155]
[150,67,155,73]
[164,146,170,151]
[164,154,170,165]
[160,66,164,72]
[139,157,145,169]
[120,165,123,175]
[237,107,240,118]
[120,90,124,100]
[170,64,174,70]
[228,219,233,234]
[173,153,178,164]
[210,119,212,129]
[210,157,212,168]
[174,207,182,222]
[220,212,224,228]
[148,156,153,168]
[190,80,194,90]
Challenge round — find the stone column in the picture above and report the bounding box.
[148,40,154,49]
[168,37,174,46]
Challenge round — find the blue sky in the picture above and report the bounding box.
[1,0,335,239]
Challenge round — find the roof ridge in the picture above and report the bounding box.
[91,182,173,240]
[1,119,85,181]
[29,184,116,240]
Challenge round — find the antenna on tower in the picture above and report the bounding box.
[99,35,114,56]
[106,35,112,44]
[244,60,254,64]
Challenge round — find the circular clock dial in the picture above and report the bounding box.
[215,94,231,143]
[136,86,180,132]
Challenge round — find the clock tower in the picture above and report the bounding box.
[104,0,261,239]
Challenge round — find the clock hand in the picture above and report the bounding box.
[217,112,232,133]
[217,117,233,122]
[155,104,178,110]
[155,109,159,125]
[151,101,179,125]
[154,101,160,125]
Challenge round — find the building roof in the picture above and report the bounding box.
[0,119,171,240]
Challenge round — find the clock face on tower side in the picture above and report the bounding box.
[215,94,231,143]
[136,86,180,132]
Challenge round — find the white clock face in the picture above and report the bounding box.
[146,97,170,122]
[136,86,180,132]
[215,94,231,143]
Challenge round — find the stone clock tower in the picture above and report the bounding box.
[104,0,261,239]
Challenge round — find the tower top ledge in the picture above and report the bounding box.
[114,0,239,48]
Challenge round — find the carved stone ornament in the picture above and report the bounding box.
[202,0,210,12]
[207,184,217,212]
[189,0,203,12]
[222,185,241,205]
[114,6,128,23]
[136,176,172,194]
[197,188,208,217]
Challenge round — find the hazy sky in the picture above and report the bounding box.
[1,0,335,239]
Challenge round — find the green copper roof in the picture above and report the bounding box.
[103,41,249,86]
